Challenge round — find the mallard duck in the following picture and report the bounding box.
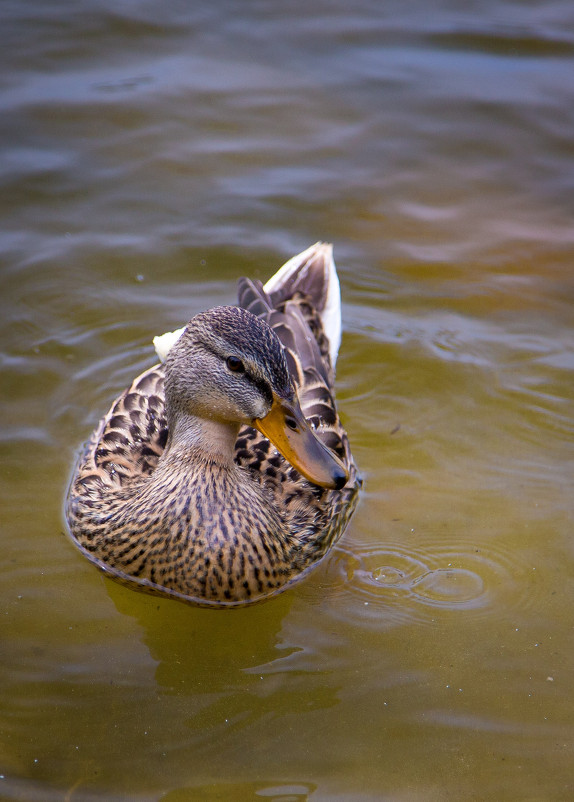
[66,243,360,607]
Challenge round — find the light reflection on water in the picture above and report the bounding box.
[1,0,574,799]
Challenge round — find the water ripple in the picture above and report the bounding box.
[322,537,534,630]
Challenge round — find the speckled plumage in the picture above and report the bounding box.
[66,243,360,607]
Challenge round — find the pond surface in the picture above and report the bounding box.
[1,1,573,800]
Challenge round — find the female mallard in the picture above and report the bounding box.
[66,242,360,607]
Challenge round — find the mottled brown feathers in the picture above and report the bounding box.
[66,244,360,607]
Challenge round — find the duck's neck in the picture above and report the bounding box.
[163,412,241,468]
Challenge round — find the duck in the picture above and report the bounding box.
[65,242,360,607]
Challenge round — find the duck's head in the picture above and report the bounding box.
[164,305,348,490]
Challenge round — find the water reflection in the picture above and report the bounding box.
[107,581,292,690]
[161,781,316,802]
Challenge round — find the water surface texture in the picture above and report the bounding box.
[1,1,573,800]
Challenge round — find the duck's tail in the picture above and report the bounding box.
[238,243,342,392]
[238,243,341,368]
[263,242,342,368]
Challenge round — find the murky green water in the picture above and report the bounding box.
[1,1,573,799]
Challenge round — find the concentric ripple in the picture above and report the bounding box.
[321,537,533,630]
[410,567,485,607]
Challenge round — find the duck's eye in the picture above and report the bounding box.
[226,356,245,373]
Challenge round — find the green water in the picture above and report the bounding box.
[1,1,573,800]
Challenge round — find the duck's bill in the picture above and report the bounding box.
[254,394,349,490]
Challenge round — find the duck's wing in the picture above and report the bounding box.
[70,365,168,494]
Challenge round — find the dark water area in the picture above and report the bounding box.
[1,1,573,800]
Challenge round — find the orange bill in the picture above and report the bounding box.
[254,393,349,490]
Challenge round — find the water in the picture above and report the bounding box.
[1,1,573,799]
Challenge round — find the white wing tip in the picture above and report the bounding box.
[153,326,186,362]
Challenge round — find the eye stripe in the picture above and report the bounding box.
[250,375,273,407]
